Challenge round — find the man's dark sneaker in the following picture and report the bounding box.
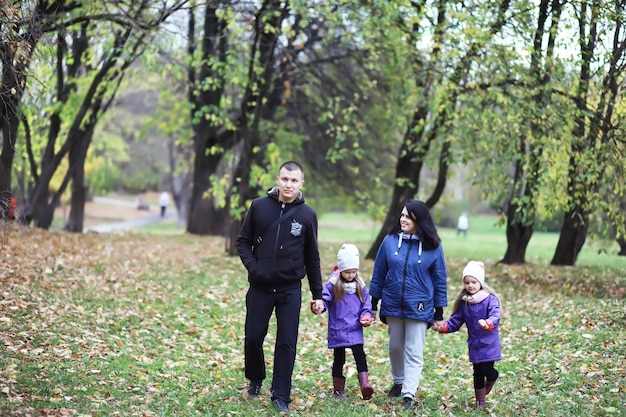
[271,398,290,414]
[402,396,413,410]
[247,380,262,399]
[388,383,403,397]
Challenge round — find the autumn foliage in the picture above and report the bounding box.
[0,224,624,416]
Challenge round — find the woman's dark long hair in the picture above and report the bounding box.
[389,199,441,250]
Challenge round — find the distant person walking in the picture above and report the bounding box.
[457,212,469,237]
[433,260,502,409]
[320,243,374,401]
[158,191,170,217]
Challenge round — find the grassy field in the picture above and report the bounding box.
[0,214,624,417]
[140,211,626,270]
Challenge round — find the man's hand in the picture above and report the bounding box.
[310,299,324,314]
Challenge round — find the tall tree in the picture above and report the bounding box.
[225,0,296,251]
[185,2,233,235]
[185,2,372,241]
[0,0,80,216]
[366,0,511,259]
[23,1,188,230]
[499,0,563,264]
[551,0,626,265]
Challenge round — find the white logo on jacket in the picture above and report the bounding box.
[290,221,302,236]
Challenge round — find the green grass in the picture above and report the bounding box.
[136,218,183,235]
[138,211,626,268]
[0,220,624,417]
[436,215,625,268]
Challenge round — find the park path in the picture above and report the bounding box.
[84,196,177,233]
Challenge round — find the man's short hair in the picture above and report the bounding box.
[279,161,304,177]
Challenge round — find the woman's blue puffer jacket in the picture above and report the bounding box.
[369,233,448,324]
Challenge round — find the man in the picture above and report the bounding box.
[236,160,324,414]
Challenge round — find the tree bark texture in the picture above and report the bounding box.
[551,204,589,265]
[186,138,229,235]
[617,238,626,256]
[500,202,533,264]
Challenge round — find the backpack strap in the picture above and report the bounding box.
[256,204,303,244]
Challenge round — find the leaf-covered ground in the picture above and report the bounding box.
[0,223,624,416]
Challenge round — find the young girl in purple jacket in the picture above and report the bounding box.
[320,243,374,401]
[433,260,501,409]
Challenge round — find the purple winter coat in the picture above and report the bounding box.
[443,293,502,363]
[322,275,373,349]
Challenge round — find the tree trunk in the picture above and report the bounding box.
[187,194,228,235]
[64,181,87,232]
[173,181,192,228]
[499,180,537,265]
[227,217,242,256]
[365,128,423,260]
[35,195,58,229]
[500,220,533,264]
[0,108,19,218]
[184,6,233,236]
[0,75,21,218]
[617,238,626,256]
[550,204,589,266]
[63,129,92,232]
[167,134,193,228]
[186,141,229,235]
[0,2,45,210]
[64,118,96,233]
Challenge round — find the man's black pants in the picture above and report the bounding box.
[245,286,301,403]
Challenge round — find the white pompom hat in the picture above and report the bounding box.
[462,260,485,285]
[337,243,360,272]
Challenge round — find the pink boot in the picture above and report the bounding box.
[357,371,373,400]
[333,377,347,400]
[475,387,486,409]
[485,371,499,395]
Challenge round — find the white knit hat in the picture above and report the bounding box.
[337,243,360,272]
[462,260,485,285]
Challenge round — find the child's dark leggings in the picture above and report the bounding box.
[473,361,499,389]
[332,344,368,378]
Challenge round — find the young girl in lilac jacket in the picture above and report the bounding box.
[433,260,502,409]
[320,243,374,401]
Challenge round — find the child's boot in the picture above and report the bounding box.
[485,370,499,395]
[333,377,347,400]
[475,387,486,409]
[357,371,374,400]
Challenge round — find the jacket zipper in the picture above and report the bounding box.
[271,203,285,292]
[400,239,412,318]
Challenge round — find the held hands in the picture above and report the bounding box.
[310,299,324,315]
[371,310,384,325]
[431,321,443,332]
[359,315,375,327]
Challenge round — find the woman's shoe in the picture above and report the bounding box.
[388,383,403,397]
[401,397,413,410]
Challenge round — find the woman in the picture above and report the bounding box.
[369,200,448,410]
